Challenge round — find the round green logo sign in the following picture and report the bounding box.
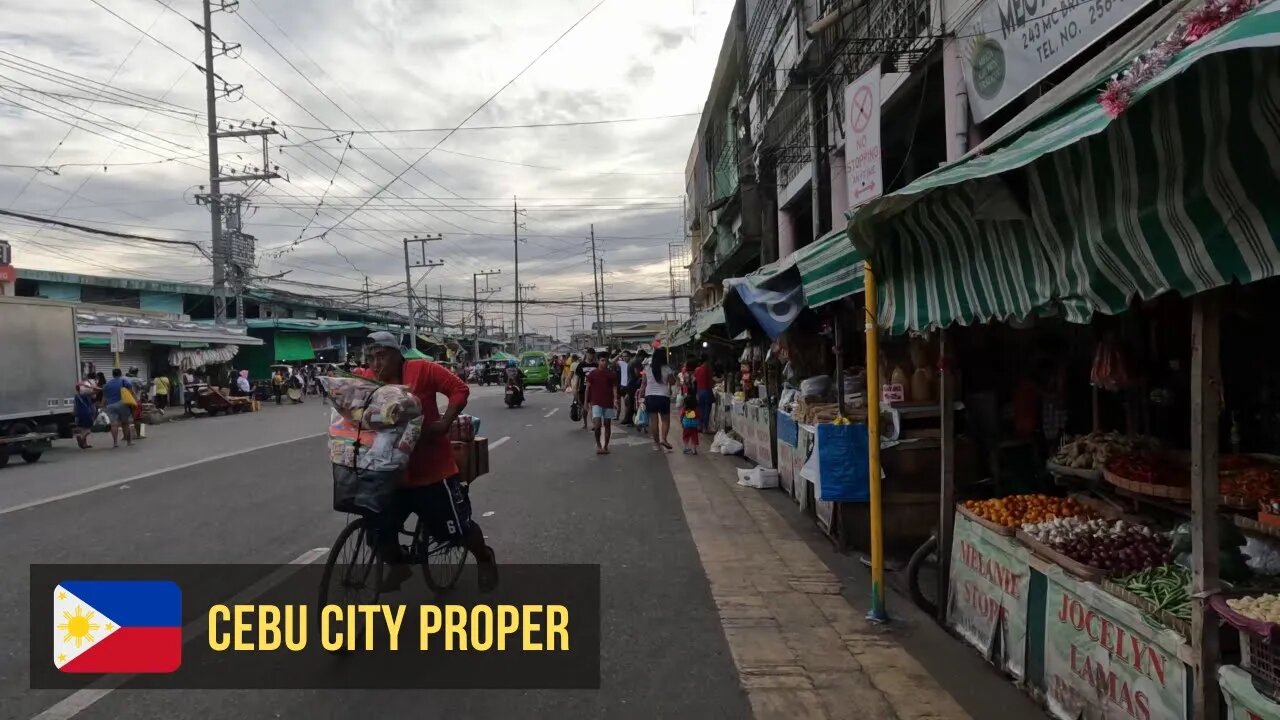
[971,38,1006,101]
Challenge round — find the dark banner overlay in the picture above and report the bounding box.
[32,564,600,689]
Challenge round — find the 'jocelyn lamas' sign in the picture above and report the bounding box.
[946,512,1030,678]
[1044,574,1188,720]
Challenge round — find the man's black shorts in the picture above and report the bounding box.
[372,476,474,547]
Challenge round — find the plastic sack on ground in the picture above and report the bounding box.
[710,430,744,456]
[737,467,779,489]
[319,375,423,513]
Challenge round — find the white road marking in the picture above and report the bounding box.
[0,432,326,517]
[489,436,511,450]
[544,407,559,418]
[29,547,329,720]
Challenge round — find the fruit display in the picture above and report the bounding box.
[1219,457,1280,504]
[1226,594,1280,623]
[961,495,1091,528]
[1022,517,1170,575]
[1105,452,1188,486]
[1051,432,1152,471]
[1117,565,1192,621]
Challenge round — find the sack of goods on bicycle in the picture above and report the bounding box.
[318,369,495,609]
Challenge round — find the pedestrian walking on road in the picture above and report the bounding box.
[73,381,96,449]
[695,355,716,433]
[681,392,700,455]
[644,347,676,452]
[101,368,134,448]
[152,373,170,414]
[574,349,596,430]
[587,354,618,454]
[616,350,635,426]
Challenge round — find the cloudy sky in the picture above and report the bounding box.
[0,0,734,336]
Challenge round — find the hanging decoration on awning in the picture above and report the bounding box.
[1100,0,1261,117]
[168,345,239,371]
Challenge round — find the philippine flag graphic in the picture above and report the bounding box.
[53,580,182,674]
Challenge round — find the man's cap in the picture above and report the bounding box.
[366,331,403,355]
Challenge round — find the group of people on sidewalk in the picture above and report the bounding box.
[569,347,718,456]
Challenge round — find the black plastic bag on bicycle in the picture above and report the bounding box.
[332,465,398,514]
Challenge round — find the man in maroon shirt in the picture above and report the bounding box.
[694,355,716,433]
[586,354,618,454]
[364,332,498,593]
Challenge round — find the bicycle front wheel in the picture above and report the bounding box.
[319,516,383,609]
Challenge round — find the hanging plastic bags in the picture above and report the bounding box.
[320,375,423,514]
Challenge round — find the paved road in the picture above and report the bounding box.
[1,386,749,720]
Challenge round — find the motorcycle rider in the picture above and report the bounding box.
[505,359,525,401]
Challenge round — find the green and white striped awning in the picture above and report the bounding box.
[797,228,864,307]
[852,0,1280,334]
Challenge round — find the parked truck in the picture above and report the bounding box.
[0,296,80,467]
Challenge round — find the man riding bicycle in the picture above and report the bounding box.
[363,331,498,593]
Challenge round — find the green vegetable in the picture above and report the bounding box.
[1120,565,1193,621]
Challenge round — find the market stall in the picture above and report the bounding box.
[835,3,1280,717]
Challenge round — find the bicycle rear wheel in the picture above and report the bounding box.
[319,517,382,609]
[415,518,468,592]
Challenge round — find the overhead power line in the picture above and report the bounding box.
[0,208,211,258]
[306,0,611,240]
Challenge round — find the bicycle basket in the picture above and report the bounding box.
[332,464,397,514]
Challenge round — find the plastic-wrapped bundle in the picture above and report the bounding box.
[319,375,423,513]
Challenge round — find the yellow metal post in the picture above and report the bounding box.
[864,260,887,620]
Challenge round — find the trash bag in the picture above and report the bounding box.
[737,467,779,489]
[710,430,744,455]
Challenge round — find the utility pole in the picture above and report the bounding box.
[517,283,536,350]
[589,224,601,346]
[472,269,501,360]
[364,276,371,310]
[598,258,607,347]
[437,285,444,332]
[402,234,443,350]
[580,292,586,340]
[198,0,278,325]
[512,197,527,352]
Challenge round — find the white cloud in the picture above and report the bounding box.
[0,0,734,334]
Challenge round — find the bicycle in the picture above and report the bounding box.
[319,511,470,610]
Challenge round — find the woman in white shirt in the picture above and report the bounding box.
[643,347,676,451]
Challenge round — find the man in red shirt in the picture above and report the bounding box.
[586,354,618,455]
[364,332,498,592]
[694,355,716,433]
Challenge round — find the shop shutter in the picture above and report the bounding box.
[78,346,149,381]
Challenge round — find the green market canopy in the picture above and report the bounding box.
[849,0,1280,335]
